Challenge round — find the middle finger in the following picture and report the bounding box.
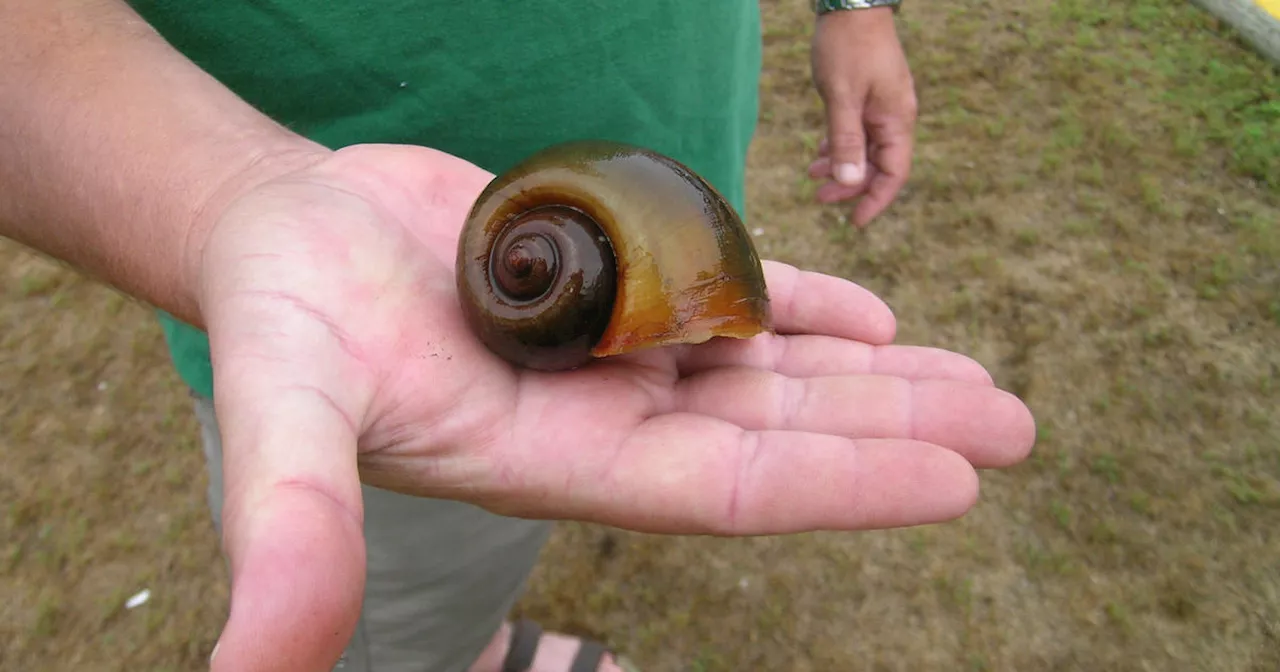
[674,367,1033,468]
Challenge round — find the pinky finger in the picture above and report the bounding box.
[817,137,830,157]
[809,156,832,179]
[725,434,981,534]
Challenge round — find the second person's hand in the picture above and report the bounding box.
[809,6,918,226]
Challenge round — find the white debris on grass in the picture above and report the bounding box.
[125,588,151,609]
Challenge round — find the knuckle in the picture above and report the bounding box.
[828,130,865,151]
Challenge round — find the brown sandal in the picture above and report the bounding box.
[500,619,635,672]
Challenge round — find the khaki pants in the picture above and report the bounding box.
[193,392,554,671]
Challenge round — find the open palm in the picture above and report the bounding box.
[193,144,1034,670]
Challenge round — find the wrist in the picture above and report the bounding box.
[0,0,330,330]
[180,140,331,329]
[814,2,900,33]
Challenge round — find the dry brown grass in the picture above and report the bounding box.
[3,0,1278,670]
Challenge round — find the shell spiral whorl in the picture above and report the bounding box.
[464,202,618,371]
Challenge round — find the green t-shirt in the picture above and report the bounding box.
[134,1,763,398]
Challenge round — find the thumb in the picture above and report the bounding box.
[823,89,869,187]
[205,317,370,670]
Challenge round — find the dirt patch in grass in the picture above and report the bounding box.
[3,0,1278,670]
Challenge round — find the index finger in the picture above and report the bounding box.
[759,260,896,344]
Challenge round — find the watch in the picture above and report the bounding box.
[814,0,903,14]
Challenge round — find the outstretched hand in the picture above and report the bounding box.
[192,144,1034,670]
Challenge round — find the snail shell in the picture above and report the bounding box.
[456,140,773,371]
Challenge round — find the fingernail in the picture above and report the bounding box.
[209,640,220,667]
[835,163,864,185]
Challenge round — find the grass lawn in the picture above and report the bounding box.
[3,0,1277,670]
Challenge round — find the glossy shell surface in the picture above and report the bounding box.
[456,140,772,370]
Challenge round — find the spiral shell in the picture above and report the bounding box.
[456,140,772,371]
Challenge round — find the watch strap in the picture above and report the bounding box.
[815,0,902,14]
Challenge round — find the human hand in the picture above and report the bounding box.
[809,7,918,226]
[190,144,1034,670]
